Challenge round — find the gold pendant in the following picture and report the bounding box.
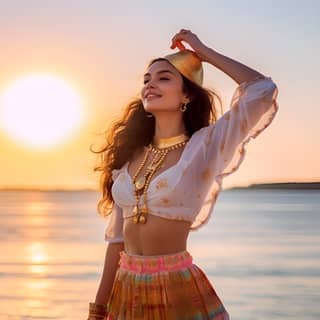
[133,205,139,224]
[139,214,147,224]
[140,205,148,215]
[133,205,139,215]
[133,215,139,224]
[139,205,148,224]
[134,176,146,190]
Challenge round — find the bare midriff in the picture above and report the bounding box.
[123,212,192,256]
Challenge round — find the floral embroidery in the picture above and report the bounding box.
[219,140,225,153]
[201,168,211,181]
[155,178,168,190]
[160,198,170,204]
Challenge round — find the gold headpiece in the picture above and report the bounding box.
[163,49,203,86]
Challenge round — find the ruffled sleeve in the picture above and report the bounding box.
[104,202,124,243]
[205,75,279,177]
[191,75,279,229]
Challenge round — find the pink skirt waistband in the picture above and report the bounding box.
[118,250,193,274]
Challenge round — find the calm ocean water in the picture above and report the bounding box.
[0,189,319,320]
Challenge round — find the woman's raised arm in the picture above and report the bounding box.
[170,28,265,84]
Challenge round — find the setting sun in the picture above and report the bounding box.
[0,74,85,150]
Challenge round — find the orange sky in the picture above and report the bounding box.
[0,2,319,190]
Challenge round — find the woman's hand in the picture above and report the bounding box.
[170,29,211,62]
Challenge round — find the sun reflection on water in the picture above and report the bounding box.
[20,242,53,317]
[28,242,48,264]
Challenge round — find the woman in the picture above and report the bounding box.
[88,29,279,319]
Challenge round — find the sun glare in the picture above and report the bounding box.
[0,74,85,150]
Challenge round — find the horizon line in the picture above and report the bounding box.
[0,181,320,192]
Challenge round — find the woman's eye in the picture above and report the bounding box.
[143,77,169,84]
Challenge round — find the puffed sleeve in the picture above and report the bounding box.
[190,75,279,230]
[204,75,279,179]
[104,202,124,243]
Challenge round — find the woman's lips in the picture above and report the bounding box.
[146,94,161,100]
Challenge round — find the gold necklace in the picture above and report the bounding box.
[153,133,189,149]
[131,133,189,224]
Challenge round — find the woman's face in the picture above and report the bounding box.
[141,60,188,113]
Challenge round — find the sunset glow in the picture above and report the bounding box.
[0,74,84,150]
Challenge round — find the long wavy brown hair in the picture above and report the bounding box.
[90,57,222,216]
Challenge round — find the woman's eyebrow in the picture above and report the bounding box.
[144,70,174,77]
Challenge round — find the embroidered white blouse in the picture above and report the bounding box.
[104,76,279,243]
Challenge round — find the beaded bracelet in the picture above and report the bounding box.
[87,302,107,320]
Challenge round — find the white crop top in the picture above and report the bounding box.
[105,76,279,243]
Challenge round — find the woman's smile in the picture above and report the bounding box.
[146,94,162,101]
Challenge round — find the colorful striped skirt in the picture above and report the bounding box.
[106,250,230,320]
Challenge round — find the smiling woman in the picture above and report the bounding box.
[0,74,85,150]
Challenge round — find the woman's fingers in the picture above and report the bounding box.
[170,29,194,50]
[169,29,209,61]
[170,32,188,49]
[171,40,186,50]
[177,41,186,50]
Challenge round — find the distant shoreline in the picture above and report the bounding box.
[229,182,320,190]
[0,182,319,191]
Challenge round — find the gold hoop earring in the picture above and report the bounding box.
[146,112,153,118]
[180,102,188,112]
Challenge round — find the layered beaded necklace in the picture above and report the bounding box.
[131,133,189,224]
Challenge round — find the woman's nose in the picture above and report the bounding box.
[142,81,154,98]
[145,79,156,89]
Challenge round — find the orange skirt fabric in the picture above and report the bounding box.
[106,250,230,320]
